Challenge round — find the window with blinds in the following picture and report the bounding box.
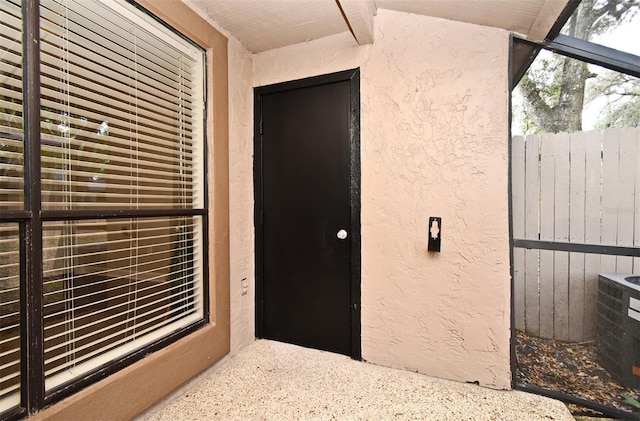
[0,225,20,412]
[42,216,203,390]
[0,0,23,413]
[0,0,24,211]
[0,0,207,415]
[39,0,204,211]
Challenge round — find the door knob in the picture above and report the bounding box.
[337,229,348,240]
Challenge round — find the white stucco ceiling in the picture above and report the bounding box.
[183,0,570,53]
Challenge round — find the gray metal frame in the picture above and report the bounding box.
[510,3,640,420]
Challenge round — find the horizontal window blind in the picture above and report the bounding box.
[0,0,207,410]
[0,0,24,212]
[37,0,207,393]
[0,224,20,413]
[42,216,204,390]
[39,0,205,211]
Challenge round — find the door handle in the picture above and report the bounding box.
[337,229,348,240]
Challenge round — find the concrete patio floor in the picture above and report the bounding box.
[138,339,574,421]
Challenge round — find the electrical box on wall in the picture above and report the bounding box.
[428,217,441,252]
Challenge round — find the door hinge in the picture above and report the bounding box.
[259,120,263,135]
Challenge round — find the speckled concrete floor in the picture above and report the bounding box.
[138,339,573,421]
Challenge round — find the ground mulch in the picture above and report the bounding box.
[515,330,640,418]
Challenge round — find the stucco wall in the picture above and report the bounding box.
[253,9,511,389]
[228,35,257,354]
[182,0,257,356]
[361,10,511,389]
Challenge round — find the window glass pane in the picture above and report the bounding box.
[559,0,640,56]
[0,0,24,211]
[0,224,21,412]
[2,0,207,409]
[43,216,203,391]
[37,0,207,397]
[39,0,205,211]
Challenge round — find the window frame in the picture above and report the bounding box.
[0,1,210,418]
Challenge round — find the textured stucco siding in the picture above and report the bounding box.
[360,10,511,389]
[228,36,257,355]
[251,9,511,388]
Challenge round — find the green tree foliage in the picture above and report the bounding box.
[517,0,639,134]
[588,72,640,128]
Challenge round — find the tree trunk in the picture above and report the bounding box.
[516,0,637,134]
[540,60,588,133]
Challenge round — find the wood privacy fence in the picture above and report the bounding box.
[512,128,640,342]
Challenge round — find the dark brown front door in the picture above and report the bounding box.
[254,69,360,358]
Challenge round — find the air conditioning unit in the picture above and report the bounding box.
[598,273,640,389]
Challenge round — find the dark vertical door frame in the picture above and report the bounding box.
[254,68,361,359]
